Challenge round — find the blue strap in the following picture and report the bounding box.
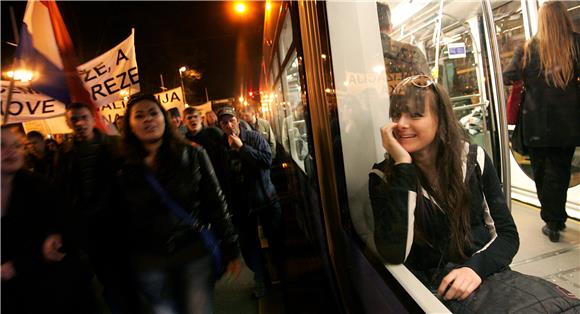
[144,171,223,274]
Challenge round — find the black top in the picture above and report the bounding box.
[2,170,58,271]
[369,144,519,282]
[503,33,580,147]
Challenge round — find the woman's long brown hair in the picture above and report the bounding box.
[524,1,577,89]
[384,82,471,261]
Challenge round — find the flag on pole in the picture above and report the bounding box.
[15,0,106,131]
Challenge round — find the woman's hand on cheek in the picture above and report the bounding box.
[437,267,482,301]
[380,122,412,164]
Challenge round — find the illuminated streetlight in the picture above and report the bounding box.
[6,69,34,82]
[234,2,247,14]
[179,66,187,105]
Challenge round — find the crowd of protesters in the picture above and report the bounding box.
[1,93,284,314]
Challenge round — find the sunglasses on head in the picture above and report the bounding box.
[393,75,435,93]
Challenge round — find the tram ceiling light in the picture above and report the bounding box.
[391,1,429,28]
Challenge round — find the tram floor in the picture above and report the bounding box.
[510,201,580,297]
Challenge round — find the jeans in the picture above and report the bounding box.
[136,255,215,314]
[528,146,574,228]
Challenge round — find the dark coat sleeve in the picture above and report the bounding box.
[461,151,519,279]
[502,45,524,85]
[370,162,418,264]
[194,146,240,262]
[238,130,272,169]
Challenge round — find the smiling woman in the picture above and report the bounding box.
[370,75,521,309]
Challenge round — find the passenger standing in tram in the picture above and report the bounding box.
[370,75,520,306]
[53,102,139,313]
[2,126,94,314]
[376,2,430,94]
[118,94,240,314]
[217,106,285,299]
[241,106,277,159]
[503,1,580,243]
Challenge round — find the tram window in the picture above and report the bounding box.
[280,52,307,172]
[279,12,294,62]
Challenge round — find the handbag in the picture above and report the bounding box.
[506,80,524,125]
[511,121,528,156]
[144,171,224,276]
[423,263,580,313]
[442,268,580,313]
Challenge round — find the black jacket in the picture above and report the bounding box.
[53,130,123,251]
[503,33,580,147]
[369,144,519,281]
[119,144,239,265]
[2,170,58,270]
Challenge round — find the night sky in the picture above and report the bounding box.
[1,1,265,104]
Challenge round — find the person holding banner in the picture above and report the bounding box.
[53,102,139,313]
[119,93,241,314]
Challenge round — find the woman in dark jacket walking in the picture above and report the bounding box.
[119,94,240,314]
[503,1,580,242]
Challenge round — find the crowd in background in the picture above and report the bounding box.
[1,95,283,314]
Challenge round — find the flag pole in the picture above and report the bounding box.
[2,6,21,125]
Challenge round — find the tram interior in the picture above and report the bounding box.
[384,0,580,300]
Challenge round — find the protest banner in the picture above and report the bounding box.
[79,30,140,107]
[99,87,186,124]
[1,80,67,124]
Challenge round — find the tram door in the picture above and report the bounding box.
[493,0,580,217]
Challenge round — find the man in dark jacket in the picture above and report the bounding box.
[183,106,228,189]
[54,102,138,313]
[217,106,284,298]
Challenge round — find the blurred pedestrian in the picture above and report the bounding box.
[24,130,56,180]
[2,125,94,314]
[168,107,187,135]
[241,107,276,159]
[54,102,139,313]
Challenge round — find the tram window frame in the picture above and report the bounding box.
[279,12,294,63]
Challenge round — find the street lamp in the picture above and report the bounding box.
[234,2,247,14]
[179,66,187,106]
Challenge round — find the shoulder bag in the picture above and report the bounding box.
[144,171,224,277]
